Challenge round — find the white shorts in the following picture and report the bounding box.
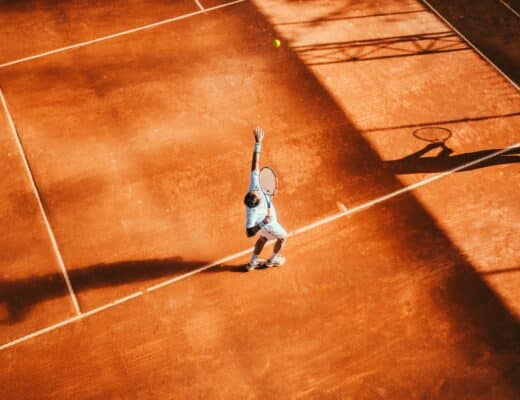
[259,221,288,240]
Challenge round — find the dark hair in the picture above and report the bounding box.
[244,192,260,208]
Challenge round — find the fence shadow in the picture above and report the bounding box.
[276,9,428,26]
[293,31,469,66]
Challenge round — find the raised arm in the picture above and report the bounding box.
[251,127,264,171]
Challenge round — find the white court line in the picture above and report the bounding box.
[292,142,520,237]
[0,89,81,316]
[420,0,519,91]
[0,292,143,351]
[194,0,205,11]
[1,140,518,352]
[146,248,254,292]
[0,0,246,69]
[499,0,520,18]
[336,202,348,212]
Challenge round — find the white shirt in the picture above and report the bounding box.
[245,170,277,228]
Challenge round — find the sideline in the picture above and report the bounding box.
[420,0,519,91]
[0,89,81,316]
[1,141,518,352]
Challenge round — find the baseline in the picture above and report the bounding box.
[1,140,518,352]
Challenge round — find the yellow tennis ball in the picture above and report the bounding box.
[273,39,281,48]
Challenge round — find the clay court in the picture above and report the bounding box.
[1,0,519,398]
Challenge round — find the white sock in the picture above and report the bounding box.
[249,253,258,264]
[268,252,279,262]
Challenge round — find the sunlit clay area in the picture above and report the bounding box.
[1,0,519,398]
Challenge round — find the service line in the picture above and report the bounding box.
[0,0,246,69]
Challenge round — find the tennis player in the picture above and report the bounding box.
[243,127,287,271]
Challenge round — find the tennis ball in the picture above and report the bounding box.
[273,39,281,48]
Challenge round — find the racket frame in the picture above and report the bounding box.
[259,166,278,197]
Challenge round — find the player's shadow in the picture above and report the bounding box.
[383,142,520,174]
[0,257,243,325]
[206,263,277,274]
[205,264,249,274]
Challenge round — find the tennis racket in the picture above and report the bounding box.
[413,127,452,143]
[260,166,277,196]
[259,166,277,218]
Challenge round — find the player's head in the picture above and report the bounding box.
[244,191,261,208]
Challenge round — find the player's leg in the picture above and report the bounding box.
[246,236,268,271]
[266,237,286,267]
[263,222,288,267]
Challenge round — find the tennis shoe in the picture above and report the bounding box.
[266,255,285,267]
[245,260,258,272]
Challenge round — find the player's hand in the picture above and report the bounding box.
[254,127,264,143]
[262,215,271,225]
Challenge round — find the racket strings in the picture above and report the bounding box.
[260,167,277,196]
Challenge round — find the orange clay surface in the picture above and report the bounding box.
[0,0,519,398]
